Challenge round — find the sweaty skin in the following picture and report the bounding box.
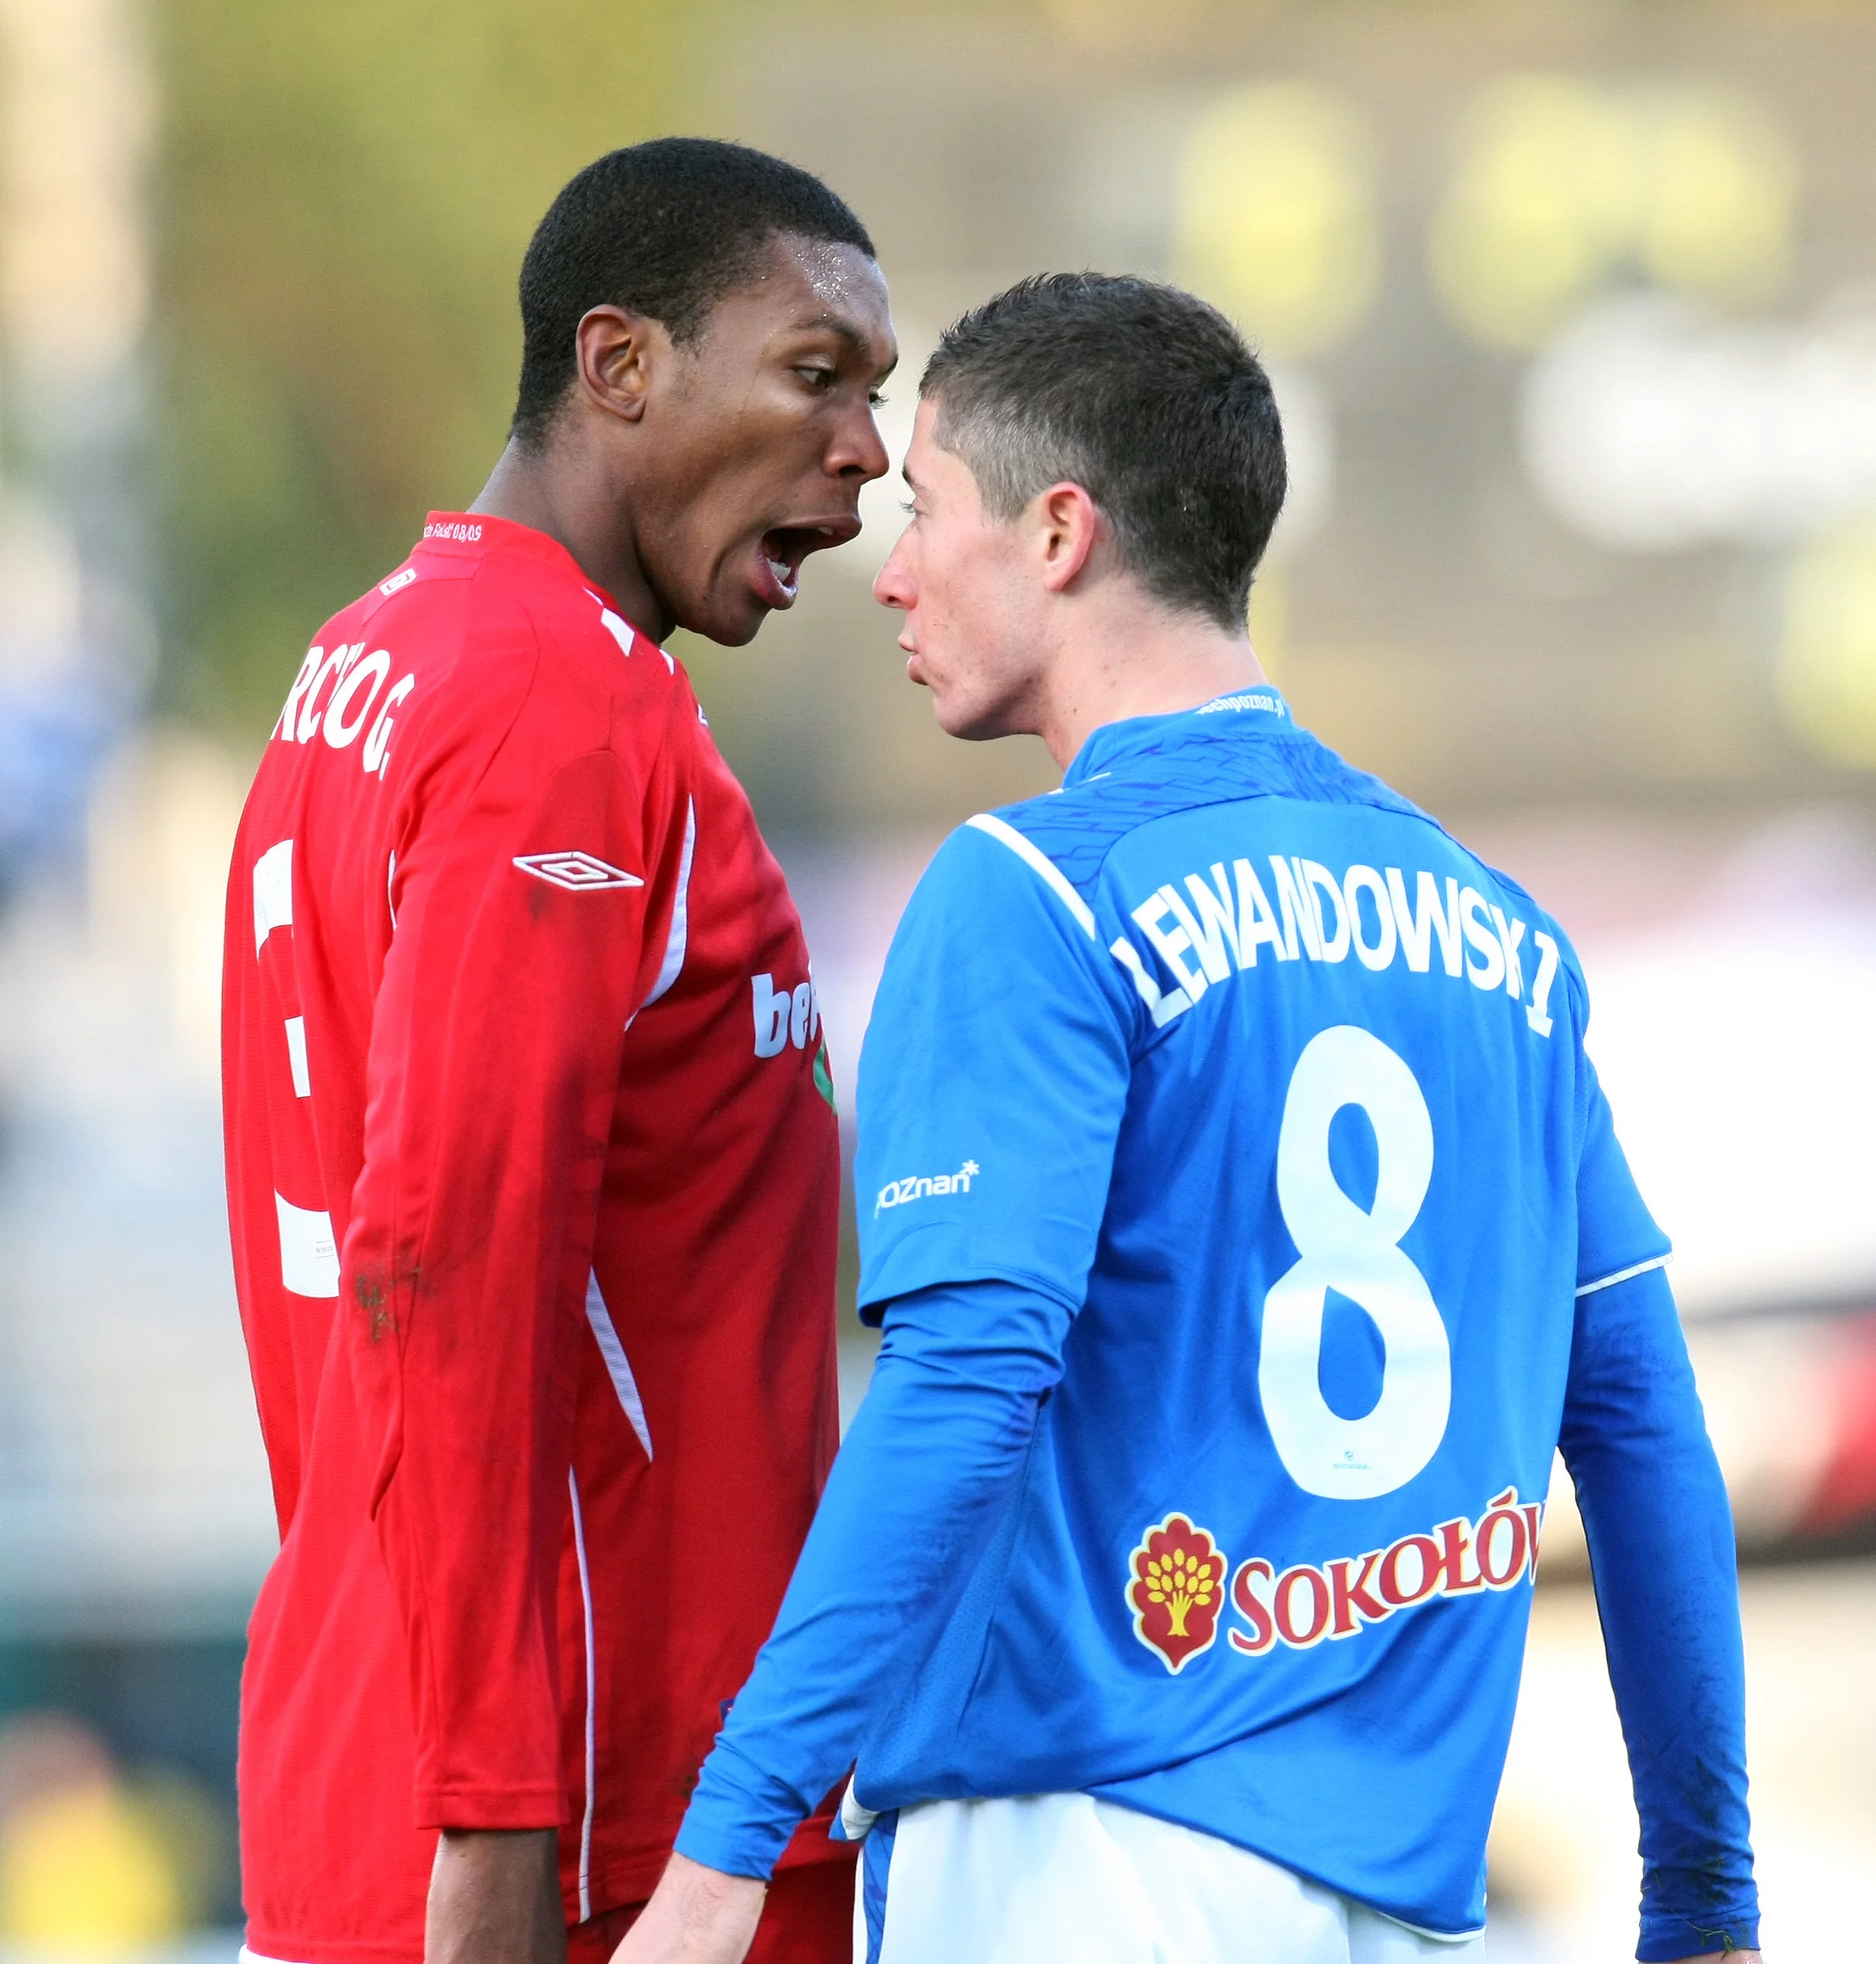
[426,234,893,1964]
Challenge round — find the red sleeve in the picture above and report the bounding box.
[342,661,687,1829]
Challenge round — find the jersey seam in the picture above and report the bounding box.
[1576,1252,1673,1297]
[951,820,1140,1037]
[953,1423,1047,1720]
[388,610,542,1384]
[374,591,546,1787]
[964,812,1097,936]
[394,587,655,1312]
[525,578,703,1028]
[376,588,631,1799]
[1002,769,1511,922]
[506,578,689,741]
[859,1241,1085,1320]
[414,1780,569,1801]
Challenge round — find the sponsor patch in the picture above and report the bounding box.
[753,973,821,1057]
[1127,1514,1229,1674]
[875,1161,979,1214]
[1228,1487,1542,1659]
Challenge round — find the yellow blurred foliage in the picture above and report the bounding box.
[1641,89,1795,304]
[0,1783,185,1947]
[1429,76,1633,350]
[1248,567,1287,682]
[1173,81,1380,360]
[1429,74,1795,349]
[1038,0,1207,51]
[1778,518,1876,767]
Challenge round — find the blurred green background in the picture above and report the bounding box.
[153,0,1876,825]
[158,0,691,736]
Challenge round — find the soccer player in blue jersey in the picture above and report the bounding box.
[618,276,1762,1964]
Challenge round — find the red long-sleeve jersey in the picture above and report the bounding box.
[222,514,846,1964]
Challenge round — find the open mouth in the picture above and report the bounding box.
[756,519,859,608]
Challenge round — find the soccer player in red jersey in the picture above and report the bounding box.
[221,141,895,1964]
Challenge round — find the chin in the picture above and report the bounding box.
[933,696,1015,744]
[682,599,768,648]
[714,614,768,649]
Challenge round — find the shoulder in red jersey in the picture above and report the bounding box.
[264,514,695,806]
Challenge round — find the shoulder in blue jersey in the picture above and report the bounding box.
[849,686,1669,1936]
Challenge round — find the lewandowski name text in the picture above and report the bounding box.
[1110,857,1561,1040]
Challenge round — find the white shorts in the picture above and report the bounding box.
[854,1792,1485,1964]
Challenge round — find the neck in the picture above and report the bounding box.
[1031,592,1269,770]
[470,436,672,640]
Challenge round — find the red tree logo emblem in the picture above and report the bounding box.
[1127,1514,1228,1674]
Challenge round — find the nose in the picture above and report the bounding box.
[832,398,892,485]
[874,526,915,612]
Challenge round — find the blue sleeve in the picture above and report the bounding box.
[1557,1263,1759,1962]
[855,819,1136,1318]
[1575,1045,1672,1292]
[674,1278,1072,1879]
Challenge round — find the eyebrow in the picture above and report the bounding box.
[791,311,897,374]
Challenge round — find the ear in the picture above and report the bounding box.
[1034,482,1104,594]
[574,305,666,425]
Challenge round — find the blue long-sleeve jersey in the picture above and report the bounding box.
[680,689,1757,1956]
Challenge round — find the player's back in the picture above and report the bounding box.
[851,686,1661,1935]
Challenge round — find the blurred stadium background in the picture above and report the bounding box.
[0,0,1870,1954]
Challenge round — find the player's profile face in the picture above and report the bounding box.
[636,233,896,645]
[874,398,1051,742]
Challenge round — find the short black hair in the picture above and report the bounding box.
[922,274,1286,629]
[511,138,875,448]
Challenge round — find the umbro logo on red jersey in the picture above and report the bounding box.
[513,852,644,892]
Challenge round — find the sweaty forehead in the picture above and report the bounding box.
[783,233,881,300]
[738,233,893,348]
